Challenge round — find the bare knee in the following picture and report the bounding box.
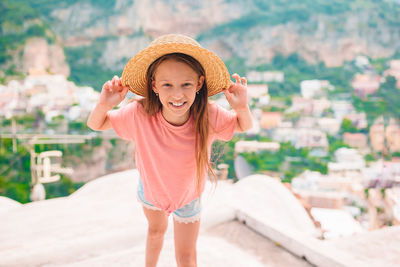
[176,250,197,267]
[147,224,168,240]
[143,207,168,240]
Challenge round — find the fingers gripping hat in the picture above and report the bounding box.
[121,34,231,97]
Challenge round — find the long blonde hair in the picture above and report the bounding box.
[140,53,217,200]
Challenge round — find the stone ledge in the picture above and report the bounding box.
[235,210,365,267]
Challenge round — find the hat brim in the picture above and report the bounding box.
[121,42,231,97]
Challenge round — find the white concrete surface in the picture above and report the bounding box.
[0,196,22,214]
[325,225,400,267]
[0,170,273,266]
[2,169,400,267]
[230,174,319,238]
[310,208,364,239]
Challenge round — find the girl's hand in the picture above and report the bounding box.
[98,75,130,109]
[223,73,249,112]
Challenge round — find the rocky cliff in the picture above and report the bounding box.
[44,0,400,70]
[4,1,400,79]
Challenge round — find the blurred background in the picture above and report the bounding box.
[1,0,400,238]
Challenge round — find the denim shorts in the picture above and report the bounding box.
[136,178,202,224]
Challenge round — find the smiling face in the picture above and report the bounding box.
[152,59,205,126]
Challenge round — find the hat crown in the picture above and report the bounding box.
[122,33,230,97]
[149,34,201,48]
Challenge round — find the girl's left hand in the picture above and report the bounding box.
[224,73,249,112]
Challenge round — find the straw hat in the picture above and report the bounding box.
[121,34,231,97]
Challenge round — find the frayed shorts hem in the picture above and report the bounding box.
[136,194,162,211]
[136,194,201,224]
[172,212,201,224]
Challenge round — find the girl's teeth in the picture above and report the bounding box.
[172,102,184,106]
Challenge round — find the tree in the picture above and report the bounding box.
[340,118,358,133]
[378,76,400,118]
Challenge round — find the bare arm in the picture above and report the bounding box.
[87,103,113,131]
[224,74,253,133]
[87,75,129,131]
[234,106,253,132]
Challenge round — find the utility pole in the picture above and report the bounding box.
[1,132,116,201]
[382,115,389,163]
[29,137,80,201]
[12,118,17,153]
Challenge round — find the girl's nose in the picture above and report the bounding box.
[172,88,184,98]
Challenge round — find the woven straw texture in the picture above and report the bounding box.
[121,34,231,97]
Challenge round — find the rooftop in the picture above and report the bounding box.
[1,169,400,266]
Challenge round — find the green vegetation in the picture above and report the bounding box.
[0,140,31,203]
[0,0,120,86]
[214,131,363,182]
[250,53,356,97]
[14,0,118,17]
[0,109,134,204]
[377,76,400,119]
[364,153,377,162]
[0,138,89,203]
[44,175,84,199]
[0,109,109,204]
[198,0,400,40]
[353,76,400,124]
[327,134,350,154]
[2,0,398,92]
[211,136,241,179]
[0,128,108,203]
[2,0,400,201]
[370,57,389,74]
[340,118,359,134]
[371,51,400,74]
[224,56,247,80]
[241,141,327,181]
[0,0,55,80]
[198,0,354,40]
[68,121,90,133]
[65,44,121,90]
[214,137,331,182]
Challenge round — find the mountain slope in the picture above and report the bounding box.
[1,0,400,89]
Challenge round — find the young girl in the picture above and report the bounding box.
[87,34,252,267]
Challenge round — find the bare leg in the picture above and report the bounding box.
[173,218,200,267]
[142,206,169,267]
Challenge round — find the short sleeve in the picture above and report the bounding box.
[107,101,137,141]
[209,102,237,141]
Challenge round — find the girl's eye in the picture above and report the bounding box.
[163,83,171,87]
[183,83,192,87]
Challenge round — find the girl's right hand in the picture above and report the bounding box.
[98,75,130,109]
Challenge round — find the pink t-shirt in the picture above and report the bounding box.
[107,101,237,215]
